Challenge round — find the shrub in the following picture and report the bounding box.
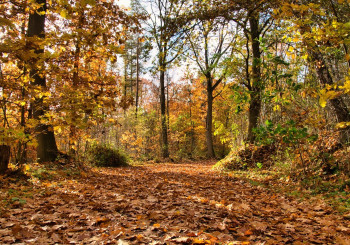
[213,144,276,171]
[87,144,129,167]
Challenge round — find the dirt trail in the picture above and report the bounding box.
[0,161,349,244]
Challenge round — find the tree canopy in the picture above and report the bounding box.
[0,0,349,175]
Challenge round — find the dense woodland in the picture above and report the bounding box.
[1,0,350,173]
[1,0,350,244]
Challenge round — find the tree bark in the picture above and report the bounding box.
[17,84,27,165]
[308,48,350,143]
[27,0,58,162]
[206,76,216,158]
[135,37,140,117]
[160,67,169,158]
[295,12,350,144]
[0,145,10,174]
[247,15,262,143]
[189,88,195,157]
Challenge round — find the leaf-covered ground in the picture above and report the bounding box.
[0,161,349,244]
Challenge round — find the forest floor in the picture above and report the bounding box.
[0,161,350,244]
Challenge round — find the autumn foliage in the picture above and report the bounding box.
[1,1,350,243]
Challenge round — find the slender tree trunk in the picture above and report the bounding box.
[69,36,81,155]
[189,89,195,156]
[166,75,170,135]
[130,50,134,97]
[247,15,262,143]
[123,55,128,116]
[17,86,27,165]
[16,22,28,166]
[27,0,58,162]
[135,38,140,118]
[160,67,169,158]
[206,76,215,158]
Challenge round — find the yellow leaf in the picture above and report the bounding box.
[319,89,328,107]
[340,79,350,93]
[110,56,117,63]
[23,164,30,173]
[332,20,339,28]
[273,105,281,111]
[60,9,68,19]
[336,122,350,129]
[319,98,327,108]
[319,89,340,107]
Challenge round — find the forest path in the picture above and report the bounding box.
[1,161,349,244]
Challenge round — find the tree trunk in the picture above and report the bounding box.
[27,0,58,162]
[247,91,262,143]
[166,75,170,136]
[189,90,195,157]
[135,37,140,117]
[0,145,10,174]
[309,48,350,143]
[247,15,262,143]
[297,19,350,144]
[17,85,27,165]
[69,24,82,155]
[160,68,169,158]
[206,76,216,158]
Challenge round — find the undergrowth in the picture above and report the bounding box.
[86,143,129,167]
[214,130,350,214]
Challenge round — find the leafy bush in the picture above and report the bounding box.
[253,120,318,146]
[87,144,129,167]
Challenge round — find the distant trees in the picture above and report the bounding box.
[1,0,349,167]
[122,31,151,116]
[186,18,235,158]
[143,0,190,158]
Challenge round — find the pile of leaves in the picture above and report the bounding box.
[214,127,350,214]
[214,144,277,171]
[310,131,349,175]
